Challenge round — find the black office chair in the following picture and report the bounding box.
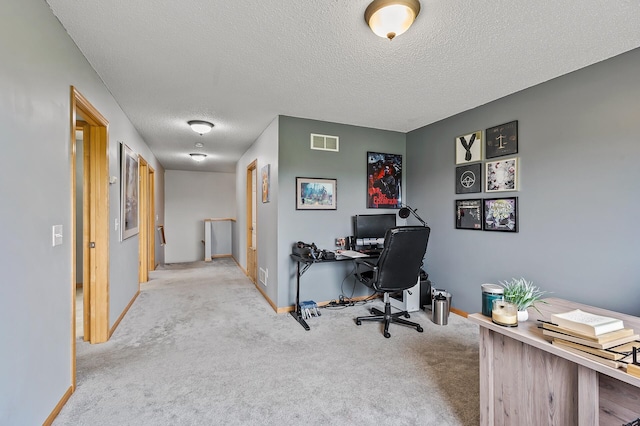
[354,226,430,338]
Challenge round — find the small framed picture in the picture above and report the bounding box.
[456,163,482,194]
[120,143,139,240]
[455,199,483,230]
[485,157,518,192]
[261,164,270,203]
[455,130,482,164]
[483,197,518,232]
[485,121,518,159]
[296,177,337,210]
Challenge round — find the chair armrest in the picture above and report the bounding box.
[354,258,378,284]
[354,258,377,269]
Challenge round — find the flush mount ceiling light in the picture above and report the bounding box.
[188,120,214,135]
[365,0,421,40]
[189,153,207,162]
[194,142,204,148]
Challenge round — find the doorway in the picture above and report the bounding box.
[138,156,155,283]
[148,167,156,271]
[74,122,87,341]
[246,160,257,283]
[70,86,110,387]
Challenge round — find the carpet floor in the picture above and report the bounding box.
[54,258,480,425]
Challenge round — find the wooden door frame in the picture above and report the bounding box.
[148,166,156,271]
[70,86,110,389]
[138,159,156,281]
[246,160,257,283]
[138,156,149,284]
[75,121,91,342]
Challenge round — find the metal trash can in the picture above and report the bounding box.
[432,293,449,325]
[431,288,451,315]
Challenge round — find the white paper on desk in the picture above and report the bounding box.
[337,250,368,258]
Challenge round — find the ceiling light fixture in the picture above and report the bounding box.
[190,153,207,162]
[365,0,421,40]
[188,120,214,135]
[195,142,204,148]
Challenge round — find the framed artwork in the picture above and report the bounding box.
[120,143,139,240]
[455,199,483,230]
[455,130,482,164]
[296,177,337,210]
[485,120,518,159]
[484,197,518,232]
[486,157,518,192]
[456,163,482,194]
[367,151,402,209]
[261,164,270,203]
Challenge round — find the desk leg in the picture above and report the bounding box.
[291,261,310,330]
[478,327,494,426]
[290,311,310,331]
[577,365,598,425]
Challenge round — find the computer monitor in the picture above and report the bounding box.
[353,214,397,243]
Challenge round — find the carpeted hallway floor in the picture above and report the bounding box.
[54,258,480,425]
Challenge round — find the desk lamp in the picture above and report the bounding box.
[398,204,428,227]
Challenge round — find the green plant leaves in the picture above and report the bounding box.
[499,277,548,313]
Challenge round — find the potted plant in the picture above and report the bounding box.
[499,277,548,322]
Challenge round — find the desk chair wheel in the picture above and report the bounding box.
[384,331,391,338]
[405,313,411,318]
[416,325,424,332]
[355,319,362,326]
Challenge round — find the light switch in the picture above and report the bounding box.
[52,225,63,247]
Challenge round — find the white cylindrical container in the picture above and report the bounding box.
[492,299,518,327]
[481,284,504,317]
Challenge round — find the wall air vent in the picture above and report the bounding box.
[310,133,339,152]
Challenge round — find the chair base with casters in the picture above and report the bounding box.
[355,293,423,338]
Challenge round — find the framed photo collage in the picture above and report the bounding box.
[454,121,519,232]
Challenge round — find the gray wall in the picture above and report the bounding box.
[277,116,406,307]
[233,116,407,309]
[165,170,236,263]
[154,170,166,267]
[406,48,640,316]
[235,117,280,304]
[0,1,164,423]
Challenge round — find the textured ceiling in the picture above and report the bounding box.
[46,0,640,173]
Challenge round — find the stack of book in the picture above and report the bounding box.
[541,309,640,372]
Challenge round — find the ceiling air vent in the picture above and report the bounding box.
[310,133,339,152]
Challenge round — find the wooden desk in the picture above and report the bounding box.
[468,297,640,426]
